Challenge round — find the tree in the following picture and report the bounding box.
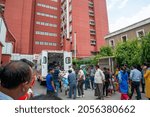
[141,32,150,64]
[90,46,113,65]
[99,46,113,56]
[115,40,141,67]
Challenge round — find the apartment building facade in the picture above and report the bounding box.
[61,0,109,58]
[105,18,150,48]
[3,0,108,58]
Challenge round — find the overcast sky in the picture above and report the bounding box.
[106,0,150,32]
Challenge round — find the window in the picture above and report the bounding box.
[89,2,94,7]
[109,39,115,47]
[37,3,57,10]
[35,31,57,37]
[90,29,96,35]
[49,42,53,46]
[89,20,95,25]
[36,12,57,19]
[69,15,72,22]
[35,41,40,45]
[90,39,96,46]
[65,57,71,64]
[121,35,128,42]
[36,21,57,28]
[136,29,145,39]
[69,25,72,32]
[52,0,58,2]
[43,56,47,64]
[35,41,57,47]
[89,10,94,16]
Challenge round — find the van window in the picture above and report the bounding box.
[65,57,71,64]
[43,56,47,64]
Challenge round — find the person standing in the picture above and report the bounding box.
[118,66,129,100]
[68,70,77,99]
[77,68,85,97]
[90,65,95,90]
[46,68,56,96]
[130,65,142,100]
[141,65,145,93]
[94,65,105,100]
[103,68,110,97]
[53,65,60,96]
[18,59,35,100]
[144,63,150,100]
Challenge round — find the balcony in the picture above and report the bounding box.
[69,25,72,32]
[90,39,96,46]
[89,2,94,8]
[89,10,94,16]
[90,29,96,35]
[89,20,95,26]
[69,15,72,22]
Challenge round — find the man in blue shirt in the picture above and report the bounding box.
[68,69,77,99]
[130,65,142,100]
[46,68,56,96]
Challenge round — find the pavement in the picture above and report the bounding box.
[33,80,147,100]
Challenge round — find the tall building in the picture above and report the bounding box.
[3,0,108,58]
[4,0,34,54]
[33,0,61,54]
[61,0,109,58]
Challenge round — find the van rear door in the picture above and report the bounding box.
[41,51,48,79]
[64,51,72,71]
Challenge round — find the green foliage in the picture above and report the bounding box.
[91,54,101,65]
[99,46,113,56]
[90,46,113,65]
[73,33,150,68]
[115,40,141,67]
[72,58,92,69]
[141,32,150,64]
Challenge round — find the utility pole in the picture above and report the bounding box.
[74,32,77,59]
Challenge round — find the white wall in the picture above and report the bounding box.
[0,18,13,54]
[2,42,13,54]
[0,18,6,45]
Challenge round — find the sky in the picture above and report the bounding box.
[106,0,150,32]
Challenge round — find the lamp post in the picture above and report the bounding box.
[74,32,77,59]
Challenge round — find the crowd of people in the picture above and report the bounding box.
[0,59,150,100]
[45,63,150,100]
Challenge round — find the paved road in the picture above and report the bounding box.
[33,80,147,100]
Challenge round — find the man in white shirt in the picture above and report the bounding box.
[77,68,85,97]
[94,65,105,100]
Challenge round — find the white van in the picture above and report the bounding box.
[37,50,72,84]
